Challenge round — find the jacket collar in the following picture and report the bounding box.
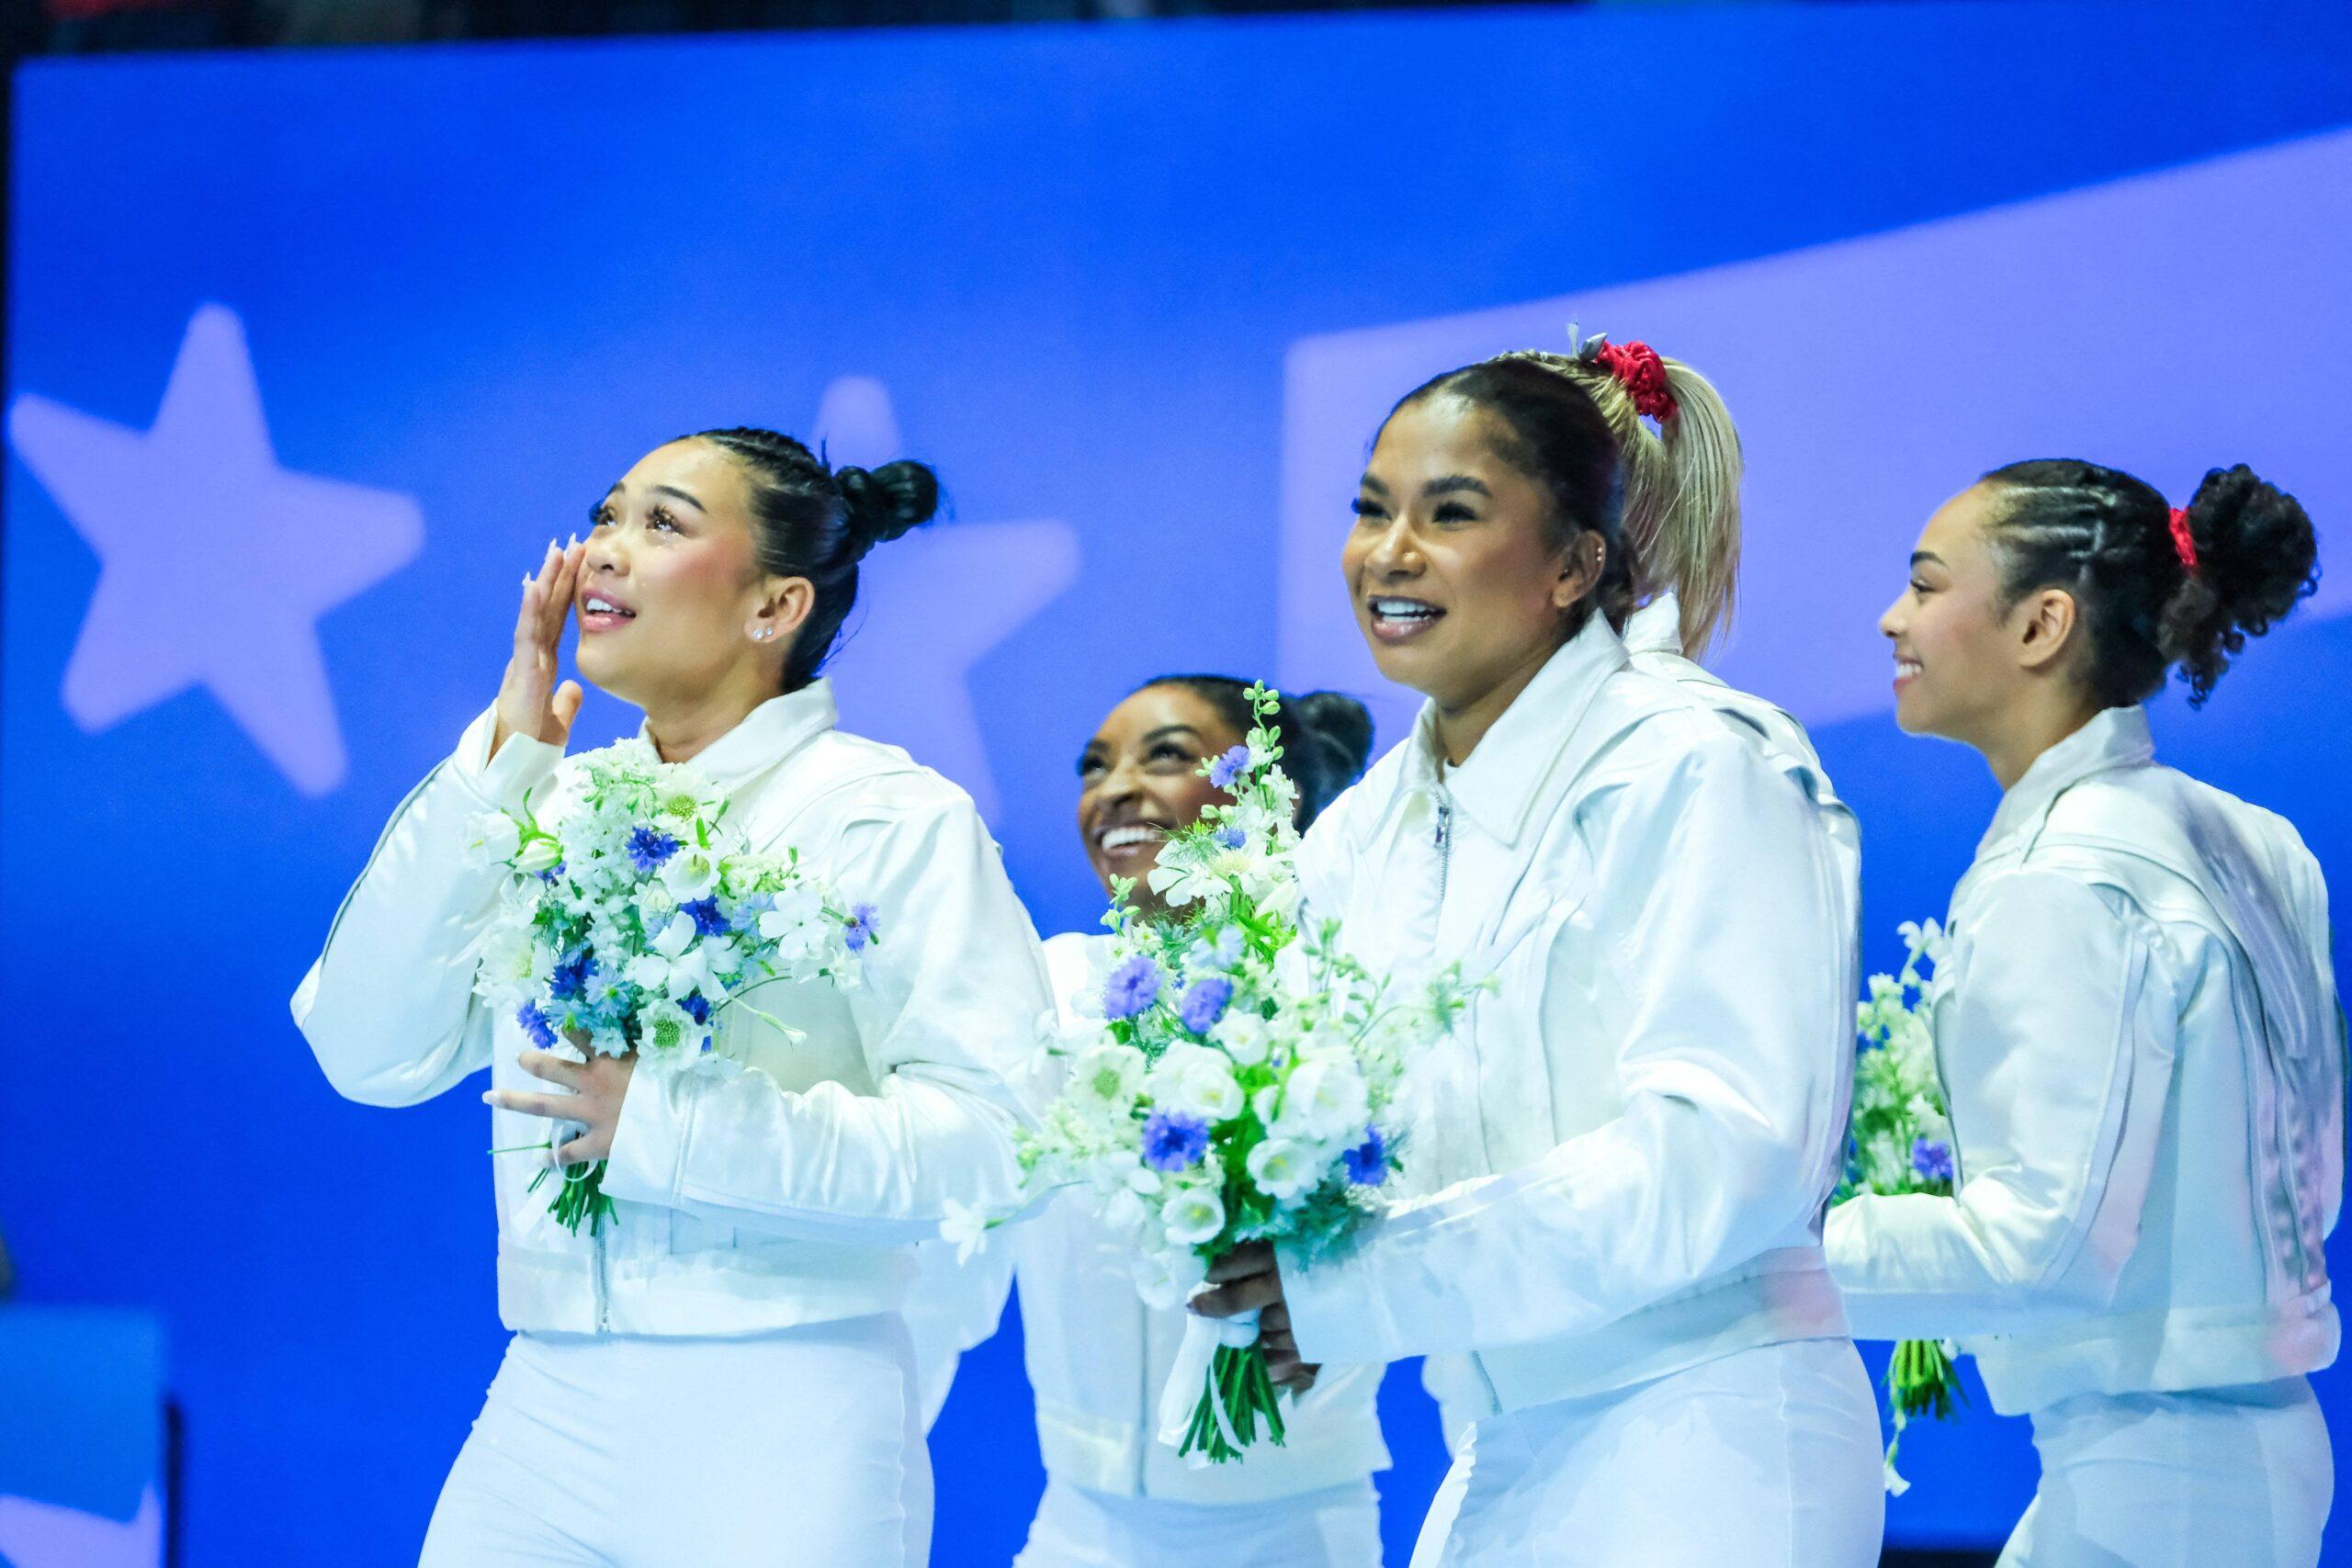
[635,679,839,792]
[1396,614,1630,846]
[1621,592,1683,658]
[1979,704,2156,857]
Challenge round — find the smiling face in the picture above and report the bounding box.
[574,439,807,716]
[1344,394,1599,751]
[1883,480,2076,749]
[1075,683,1245,911]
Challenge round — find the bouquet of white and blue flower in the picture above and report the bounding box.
[1836,917,1964,1492]
[469,741,876,1235]
[955,685,1473,1464]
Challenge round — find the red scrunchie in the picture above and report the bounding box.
[2167,505,2199,575]
[1594,340,1678,423]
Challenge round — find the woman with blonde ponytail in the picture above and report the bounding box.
[1403,341,1869,1472]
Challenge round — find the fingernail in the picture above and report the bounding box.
[480,1090,497,1104]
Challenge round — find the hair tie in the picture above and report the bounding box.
[2166,505,2199,575]
[1592,340,1678,423]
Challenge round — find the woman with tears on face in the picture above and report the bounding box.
[1827,458,2339,1567]
[293,429,1052,1567]
[1193,356,1883,1565]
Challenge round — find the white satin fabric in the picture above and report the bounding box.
[1827,706,2343,1416]
[419,1316,929,1567]
[2000,1377,2330,1567]
[1281,615,1859,1414]
[294,680,1050,1337]
[1012,1477,1382,1568]
[1408,1340,1883,1568]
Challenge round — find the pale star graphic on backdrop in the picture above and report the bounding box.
[813,376,1078,824]
[7,303,424,795]
[0,1487,161,1568]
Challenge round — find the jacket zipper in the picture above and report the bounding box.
[1433,793,1454,915]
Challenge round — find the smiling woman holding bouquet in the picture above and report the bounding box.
[914,674,1394,1568]
[1826,459,2340,1566]
[1194,356,1883,1564]
[292,429,1051,1567]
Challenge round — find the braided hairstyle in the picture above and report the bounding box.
[1502,340,1745,661]
[1138,675,1374,828]
[1386,357,1634,639]
[687,427,940,691]
[1979,459,2318,708]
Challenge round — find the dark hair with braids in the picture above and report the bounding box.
[687,427,941,691]
[1979,459,2319,708]
[1136,675,1374,829]
[1386,357,1634,637]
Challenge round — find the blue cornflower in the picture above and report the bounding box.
[1102,955,1163,1021]
[679,992,712,1026]
[1141,1110,1211,1172]
[515,1000,559,1051]
[1911,1137,1955,1184]
[627,826,680,874]
[548,947,594,1002]
[681,897,729,939]
[1214,826,1247,852]
[1342,1126,1389,1186]
[844,903,880,953]
[1177,976,1234,1034]
[1207,745,1251,791]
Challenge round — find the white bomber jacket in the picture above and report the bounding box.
[293,681,1050,1337]
[1281,615,1858,1416]
[1826,705,2344,1414]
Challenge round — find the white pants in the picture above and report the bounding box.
[1013,1476,1382,1568]
[1408,1339,1883,1568]
[419,1316,930,1567]
[2000,1376,2331,1567]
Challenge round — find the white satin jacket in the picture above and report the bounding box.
[293,681,1049,1337]
[1826,705,2344,1414]
[1282,615,1857,1419]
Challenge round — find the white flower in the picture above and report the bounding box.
[939,1199,991,1264]
[515,835,562,875]
[469,812,523,867]
[1069,1044,1147,1121]
[1160,1187,1227,1247]
[1212,1008,1272,1066]
[1245,1136,1317,1202]
[660,846,722,901]
[1148,1043,1244,1122]
[1277,1055,1370,1141]
[1133,1247,1207,1311]
[1101,1185,1150,1234]
[637,996,707,1058]
[652,911,697,959]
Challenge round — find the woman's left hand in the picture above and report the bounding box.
[1193,1241,1320,1393]
[485,1049,638,1166]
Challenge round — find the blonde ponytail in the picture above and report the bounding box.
[1507,341,1746,662]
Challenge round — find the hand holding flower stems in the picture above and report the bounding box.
[485,1048,638,1168]
[492,538,587,761]
[1191,1242,1317,1393]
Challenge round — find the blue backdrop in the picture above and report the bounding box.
[6,3,2352,1563]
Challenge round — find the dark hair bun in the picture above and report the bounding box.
[2164,464,2319,704]
[1291,690,1375,794]
[834,459,941,558]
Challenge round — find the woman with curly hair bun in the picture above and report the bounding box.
[1828,459,2340,1566]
